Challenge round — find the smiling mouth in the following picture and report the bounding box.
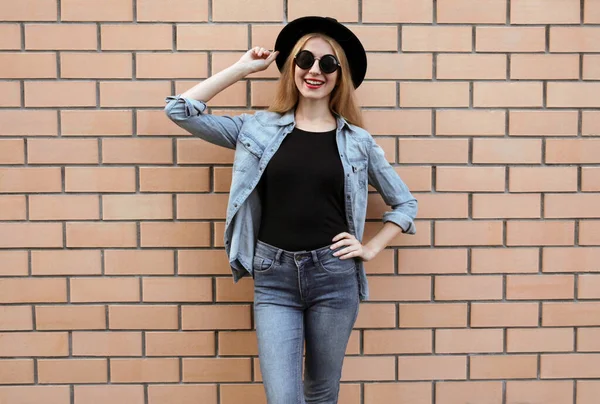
[304,79,324,89]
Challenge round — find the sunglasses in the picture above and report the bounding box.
[294,50,340,74]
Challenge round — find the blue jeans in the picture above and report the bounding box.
[253,239,360,404]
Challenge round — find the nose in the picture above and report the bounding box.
[308,59,321,75]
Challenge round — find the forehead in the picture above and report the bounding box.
[301,37,334,56]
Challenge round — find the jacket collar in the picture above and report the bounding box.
[271,108,350,132]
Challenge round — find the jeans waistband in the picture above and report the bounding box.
[255,239,335,265]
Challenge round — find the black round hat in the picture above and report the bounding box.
[274,16,367,88]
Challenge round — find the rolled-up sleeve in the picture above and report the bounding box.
[164,95,247,150]
[367,138,418,234]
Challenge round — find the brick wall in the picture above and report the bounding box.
[1,0,600,403]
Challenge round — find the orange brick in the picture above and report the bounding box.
[435,221,503,246]
[584,55,600,80]
[100,81,171,107]
[473,138,541,164]
[342,357,395,381]
[288,0,358,21]
[66,222,137,248]
[400,82,469,107]
[0,24,21,49]
[148,385,217,404]
[578,328,600,352]
[361,249,394,275]
[0,332,68,357]
[355,81,396,107]
[509,167,577,192]
[28,138,98,164]
[551,27,600,52]
[512,0,580,23]
[394,167,432,192]
[403,26,471,52]
[471,248,539,274]
[436,381,503,404]
[510,110,578,136]
[212,0,282,21]
[38,359,107,383]
[25,81,96,107]
[398,139,468,164]
[0,139,24,164]
[0,0,57,20]
[65,167,136,192]
[437,54,506,80]
[436,110,505,136]
[396,248,467,274]
[508,328,574,353]
[553,245,597,273]
[143,277,212,302]
[250,80,277,107]
[399,303,467,328]
[213,166,233,192]
[508,381,574,404]
[471,302,539,327]
[177,25,246,50]
[507,220,575,246]
[436,167,505,192]
[366,54,433,80]
[579,274,600,299]
[139,167,210,192]
[476,27,546,52]
[0,387,69,404]
[215,277,254,302]
[0,223,63,248]
[101,24,172,50]
[437,0,506,23]
[507,274,574,300]
[31,249,101,276]
[0,196,25,219]
[182,305,251,330]
[111,358,179,382]
[397,356,466,381]
[137,109,189,136]
[541,354,600,378]
[137,53,208,78]
[543,302,600,326]
[0,251,28,276]
[368,276,431,301]
[546,194,600,219]
[0,306,33,331]
[109,305,178,330]
[546,139,600,163]
[72,332,142,356]
[176,139,235,164]
[0,359,34,384]
[62,110,132,136]
[435,275,503,301]
[62,0,133,21]
[36,305,106,330]
[103,194,173,220]
[137,0,208,21]
[74,385,144,404]
[141,222,210,247]
[25,23,96,50]
[146,331,215,356]
[364,383,431,404]
[473,194,541,219]
[0,81,20,107]
[102,138,173,164]
[70,277,140,303]
[29,195,99,221]
[585,0,600,22]
[474,82,543,107]
[363,110,431,135]
[436,329,503,354]
[349,26,398,51]
[183,358,251,382]
[362,0,432,22]
[364,330,432,354]
[511,54,579,80]
[582,168,600,191]
[580,221,600,246]
[355,303,396,328]
[249,23,283,49]
[373,192,467,220]
[471,355,538,379]
[178,250,231,275]
[218,331,258,356]
[548,83,600,107]
[0,53,56,78]
[61,53,132,79]
[583,111,600,136]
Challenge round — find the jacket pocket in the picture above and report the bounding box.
[238,132,264,159]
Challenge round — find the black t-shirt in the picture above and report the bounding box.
[257,127,348,251]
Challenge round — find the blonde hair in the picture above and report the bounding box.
[268,33,363,128]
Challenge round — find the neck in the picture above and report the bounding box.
[295,97,336,130]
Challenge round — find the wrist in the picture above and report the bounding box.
[230,62,254,79]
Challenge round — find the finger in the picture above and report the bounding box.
[330,238,354,251]
[339,248,360,260]
[331,232,351,243]
[264,51,278,65]
[332,241,360,256]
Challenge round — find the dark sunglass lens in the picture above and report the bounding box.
[320,55,339,73]
[295,51,314,69]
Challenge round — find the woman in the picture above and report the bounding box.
[165,16,417,404]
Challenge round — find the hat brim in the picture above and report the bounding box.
[274,16,367,88]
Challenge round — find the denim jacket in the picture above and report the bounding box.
[164,95,418,301]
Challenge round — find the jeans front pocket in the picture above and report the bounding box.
[253,255,276,274]
[317,249,357,275]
